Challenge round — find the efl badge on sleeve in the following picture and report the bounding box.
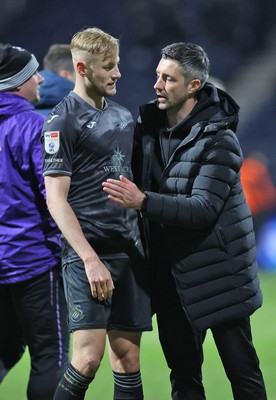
[44,131,60,154]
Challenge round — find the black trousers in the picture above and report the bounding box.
[155,269,267,400]
[211,317,267,399]
[0,266,69,400]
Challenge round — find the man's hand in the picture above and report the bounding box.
[84,256,114,301]
[102,175,145,210]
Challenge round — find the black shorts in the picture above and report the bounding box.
[63,250,152,332]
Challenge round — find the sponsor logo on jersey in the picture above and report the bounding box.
[44,131,60,154]
[103,145,131,175]
[87,121,97,129]
[120,119,128,129]
[112,146,126,166]
[47,114,59,123]
[44,158,63,163]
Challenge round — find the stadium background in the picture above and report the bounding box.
[1,0,276,398]
[1,0,276,167]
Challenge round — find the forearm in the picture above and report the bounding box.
[142,191,217,228]
[48,198,99,264]
[44,177,113,300]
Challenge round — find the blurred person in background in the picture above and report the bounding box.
[35,43,75,116]
[42,27,152,400]
[240,151,276,239]
[0,43,69,399]
[103,42,267,400]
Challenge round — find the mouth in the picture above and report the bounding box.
[156,94,166,102]
[108,81,116,88]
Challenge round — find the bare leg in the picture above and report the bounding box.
[53,329,107,400]
[108,330,143,399]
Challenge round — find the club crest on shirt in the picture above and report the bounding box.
[44,131,60,154]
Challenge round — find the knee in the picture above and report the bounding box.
[85,354,102,376]
[73,352,103,377]
[116,349,140,373]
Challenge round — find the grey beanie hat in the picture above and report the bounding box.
[0,43,39,91]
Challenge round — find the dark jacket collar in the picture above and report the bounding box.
[139,82,240,135]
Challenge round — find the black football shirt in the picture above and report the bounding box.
[42,92,142,263]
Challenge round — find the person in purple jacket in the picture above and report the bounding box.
[0,43,69,400]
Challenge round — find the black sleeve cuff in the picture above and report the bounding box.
[140,192,149,213]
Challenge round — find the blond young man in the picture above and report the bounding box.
[42,27,152,400]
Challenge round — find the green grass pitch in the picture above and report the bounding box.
[1,272,275,399]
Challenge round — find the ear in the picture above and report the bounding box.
[188,79,202,94]
[10,87,21,93]
[76,61,86,77]
[59,69,70,78]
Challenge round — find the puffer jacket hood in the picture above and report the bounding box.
[195,82,239,132]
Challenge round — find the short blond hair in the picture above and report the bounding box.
[70,27,119,63]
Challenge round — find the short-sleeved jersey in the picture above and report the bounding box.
[42,92,142,264]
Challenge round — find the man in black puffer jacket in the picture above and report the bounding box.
[102,42,267,400]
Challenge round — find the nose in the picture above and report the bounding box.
[36,71,44,85]
[154,76,162,91]
[114,65,121,80]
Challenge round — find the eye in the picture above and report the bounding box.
[155,73,173,83]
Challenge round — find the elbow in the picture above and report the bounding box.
[45,194,56,215]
